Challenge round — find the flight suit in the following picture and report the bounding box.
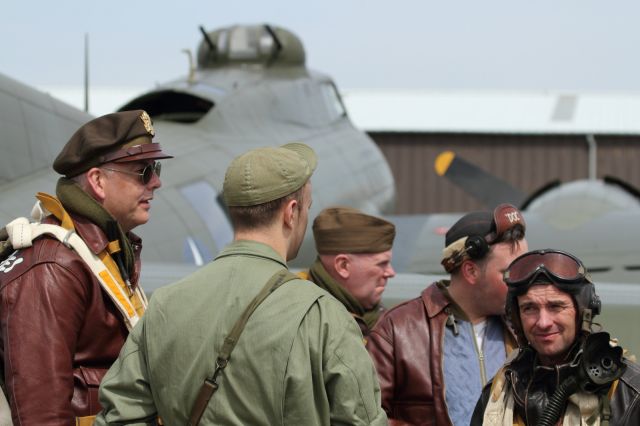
[96,240,387,425]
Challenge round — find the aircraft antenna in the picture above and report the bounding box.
[182,49,196,84]
[263,24,283,66]
[199,25,216,57]
[84,33,89,113]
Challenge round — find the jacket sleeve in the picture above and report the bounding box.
[284,298,388,426]
[325,302,388,426]
[366,312,397,420]
[94,316,157,426]
[2,262,89,426]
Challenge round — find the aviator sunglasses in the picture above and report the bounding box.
[102,161,162,185]
[504,249,590,288]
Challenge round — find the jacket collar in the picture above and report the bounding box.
[50,212,142,256]
[215,240,288,269]
[421,280,453,319]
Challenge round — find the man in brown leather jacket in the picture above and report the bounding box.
[0,110,172,425]
[471,249,640,426]
[303,207,396,339]
[367,204,528,426]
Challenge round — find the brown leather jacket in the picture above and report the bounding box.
[367,282,515,426]
[0,214,142,425]
[471,355,640,425]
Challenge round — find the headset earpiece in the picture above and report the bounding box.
[441,234,491,273]
[465,235,489,260]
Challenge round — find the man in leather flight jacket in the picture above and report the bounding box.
[0,111,172,425]
[471,249,640,426]
[367,204,528,425]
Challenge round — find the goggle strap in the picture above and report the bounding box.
[582,309,593,333]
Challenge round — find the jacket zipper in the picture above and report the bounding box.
[441,309,454,426]
[471,322,488,385]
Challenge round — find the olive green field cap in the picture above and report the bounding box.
[313,206,396,254]
[223,143,317,207]
[53,110,173,177]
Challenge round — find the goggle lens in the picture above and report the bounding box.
[504,250,586,286]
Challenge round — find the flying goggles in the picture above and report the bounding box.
[504,249,591,288]
[485,203,526,243]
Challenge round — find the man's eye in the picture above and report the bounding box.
[548,304,566,313]
[520,305,538,315]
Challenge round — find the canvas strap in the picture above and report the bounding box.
[5,200,147,330]
[187,269,298,426]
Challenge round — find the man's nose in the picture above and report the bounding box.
[536,308,554,328]
[385,264,396,278]
[147,169,162,189]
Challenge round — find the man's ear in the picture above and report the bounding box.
[460,259,480,284]
[334,254,351,279]
[282,198,299,230]
[84,168,107,202]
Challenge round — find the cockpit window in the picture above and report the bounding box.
[269,80,347,128]
[321,82,347,119]
[118,90,214,123]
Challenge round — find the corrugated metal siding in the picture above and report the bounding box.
[598,136,640,184]
[371,132,640,214]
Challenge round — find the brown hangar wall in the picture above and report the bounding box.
[370,132,640,214]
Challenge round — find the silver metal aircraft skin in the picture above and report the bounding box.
[1,24,638,354]
[0,24,396,275]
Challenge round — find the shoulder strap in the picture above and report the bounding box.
[4,215,146,330]
[187,268,298,426]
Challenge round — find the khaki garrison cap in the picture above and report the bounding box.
[313,207,396,254]
[53,110,173,177]
[222,143,317,207]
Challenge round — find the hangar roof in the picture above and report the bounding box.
[341,89,640,135]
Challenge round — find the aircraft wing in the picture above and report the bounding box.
[0,72,92,184]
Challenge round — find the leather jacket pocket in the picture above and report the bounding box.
[73,366,109,416]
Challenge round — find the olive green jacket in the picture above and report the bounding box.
[95,240,387,425]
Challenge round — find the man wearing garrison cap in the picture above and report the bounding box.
[95,144,387,425]
[367,204,528,426]
[0,110,171,425]
[302,207,396,339]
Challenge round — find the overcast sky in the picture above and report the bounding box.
[3,1,639,115]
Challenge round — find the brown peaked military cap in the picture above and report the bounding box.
[222,142,317,207]
[313,206,396,254]
[53,110,173,177]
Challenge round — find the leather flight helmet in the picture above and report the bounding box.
[504,249,601,346]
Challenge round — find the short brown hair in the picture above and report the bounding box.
[228,183,306,231]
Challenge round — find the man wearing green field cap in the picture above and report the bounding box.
[95,143,387,425]
[302,206,396,340]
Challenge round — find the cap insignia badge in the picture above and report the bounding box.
[140,111,155,136]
